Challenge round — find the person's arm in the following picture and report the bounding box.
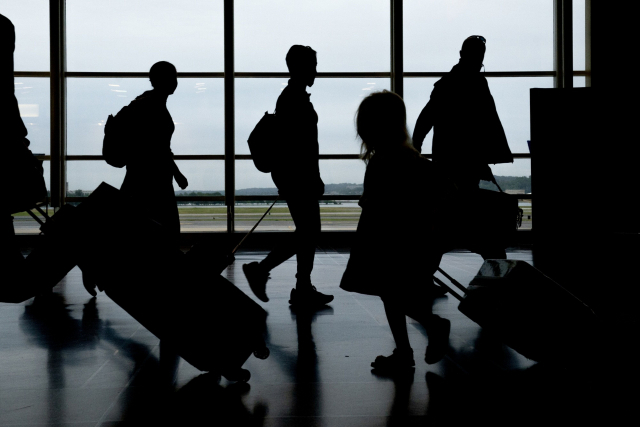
[172,154,188,189]
[412,92,437,153]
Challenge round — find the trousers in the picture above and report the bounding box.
[259,197,320,282]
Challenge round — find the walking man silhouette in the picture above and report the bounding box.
[243,45,333,308]
[412,35,513,260]
[119,61,188,247]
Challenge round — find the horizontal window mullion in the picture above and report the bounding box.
[65,154,530,161]
[14,71,51,77]
[66,193,532,203]
[405,71,556,78]
[65,72,225,78]
[235,72,391,78]
[66,155,225,161]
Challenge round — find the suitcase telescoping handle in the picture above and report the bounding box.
[433,268,467,302]
[230,198,279,256]
[25,202,51,228]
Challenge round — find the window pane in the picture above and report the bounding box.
[234,160,365,233]
[173,160,224,192]
[67,160,224,194]
[235,0,390,72]
[404,0,554,71]
[404,77,553,155]
[236,160,277,193]
[235,160,365,196]
[66,161,126,193]
[13,161,51,235]
[14,78,50,155]
[175,160,225,233]
[320,160,365,189]
[573,0,586,71]
[0,0,49,71]
[67,78,224,155]
[236,78,390,155]
[66,0,224,72]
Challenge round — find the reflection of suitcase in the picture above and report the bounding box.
[76,183,269,380]
[435,260,598,362]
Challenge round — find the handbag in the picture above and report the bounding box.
[441,178,523,250]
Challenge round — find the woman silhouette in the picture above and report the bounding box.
[120,61,188,247]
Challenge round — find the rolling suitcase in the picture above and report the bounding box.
[2,204,84,303]
[73,183,270,380]
[434,260,598,362]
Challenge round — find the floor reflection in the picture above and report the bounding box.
[2,249,632,426]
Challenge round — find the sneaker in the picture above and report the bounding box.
[371,348,415,372]
[288,285,333,307]
[243,262,270,302]
[425,318,451,364]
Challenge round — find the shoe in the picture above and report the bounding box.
[288,286,333,307]
[243,262,269,302]
[425,318,451,364]
[371,348,415,372]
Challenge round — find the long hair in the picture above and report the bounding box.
[355,90,414,163]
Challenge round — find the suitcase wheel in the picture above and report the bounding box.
[253,346,270,360]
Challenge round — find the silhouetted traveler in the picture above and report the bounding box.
[341,91,451,372]
[120,61,188,247]
[412,35,512,260]
[243,45,333,308]
[1,14,45,293]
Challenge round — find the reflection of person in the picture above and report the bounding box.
[243,45,333,308]
[120,61,187,247]
[412,35,513,191]
[341,91,451,373]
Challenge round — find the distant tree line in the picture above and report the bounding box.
[60,176,531,206]
[176,191,224,206]
[479,176,532,193]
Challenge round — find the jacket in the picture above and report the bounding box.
[413,63,513,185]
[271,79,324,198]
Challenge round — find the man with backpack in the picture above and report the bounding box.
[243,45,333,308]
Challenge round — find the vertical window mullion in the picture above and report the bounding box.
[390,0,403,98]
[224,0,235,233]
[49,0,66,207]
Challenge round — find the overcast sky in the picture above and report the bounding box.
[2,0,586,191]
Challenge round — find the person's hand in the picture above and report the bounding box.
[175,173,188,189]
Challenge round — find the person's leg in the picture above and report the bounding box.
[286,198,320,287]
[244,200,297,302]
[371,296,415,371]
[286,198,333,306]
[258,235,297,271]
[383,298,412,352]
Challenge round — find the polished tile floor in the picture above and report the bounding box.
[0,248,632,426]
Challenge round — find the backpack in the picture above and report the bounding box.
[102,105,133,168]
[247,111,278,173]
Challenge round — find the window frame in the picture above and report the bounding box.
[15,0,588,233]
